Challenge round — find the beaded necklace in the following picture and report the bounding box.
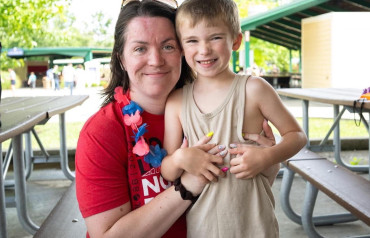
[114,86,167,167]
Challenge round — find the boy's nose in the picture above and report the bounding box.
[199,42,211,55]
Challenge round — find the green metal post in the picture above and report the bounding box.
[289,49,292,73]
[232,51,237,73]
[84,51,93,62]
[244,31,250,69]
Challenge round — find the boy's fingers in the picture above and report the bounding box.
[196,143,217,151]
[207,144,226,155]
[208,166,225,178]
[203,171,217,182]
[194,133,213,146]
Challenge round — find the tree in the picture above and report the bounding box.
[0,0,70,69]
[235,0,299,73]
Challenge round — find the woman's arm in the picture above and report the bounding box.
[85,172,206,238]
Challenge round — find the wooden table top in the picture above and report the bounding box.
[277,88,370,110]
[0,95,89,143]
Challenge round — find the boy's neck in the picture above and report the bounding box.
[195,68,235,86]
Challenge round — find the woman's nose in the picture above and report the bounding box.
[148,49,165,66]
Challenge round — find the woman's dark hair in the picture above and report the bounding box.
[102,0,195,107]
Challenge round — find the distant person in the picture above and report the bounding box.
[46,67,55,89]
[62,63,75,95]
[74,64,85,90]
[8,68,16,93]
[271,64,280,75]
[27,72,37,88]
[53,65,60,91]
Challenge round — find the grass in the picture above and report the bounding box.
[1,122,85,150]
[295,118,368,139]
[1,117,367,151]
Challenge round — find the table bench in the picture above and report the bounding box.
[34,181,87,238]
[280,148,370,237]
[0,95,88,237]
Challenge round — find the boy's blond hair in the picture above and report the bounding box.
[176,0,241,39]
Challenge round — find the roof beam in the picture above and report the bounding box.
[241,0,329,31]
[254,28,301,47]
[251,32,300,50]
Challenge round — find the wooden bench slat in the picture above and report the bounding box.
[34,181,87,238]
[287,159,370,226]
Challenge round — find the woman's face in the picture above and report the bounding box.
[120,16,182,101]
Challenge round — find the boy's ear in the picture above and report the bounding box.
[232,32,243,51]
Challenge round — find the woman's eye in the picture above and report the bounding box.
[163,45,175,51]
[134,47,145,53]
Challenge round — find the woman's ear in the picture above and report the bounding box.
[232,32,243,51]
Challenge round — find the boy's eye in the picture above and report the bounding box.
[185,39,197,44]
[212,36,222,40]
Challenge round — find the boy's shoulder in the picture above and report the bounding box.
[167,87,184,106]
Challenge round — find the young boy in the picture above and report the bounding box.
[161,0,307,237]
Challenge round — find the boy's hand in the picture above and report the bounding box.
[177,134,227,182]
[180,172,208,196]
[228,145,270,179]
[229,119,276,180]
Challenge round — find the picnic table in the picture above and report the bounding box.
[0,95,88,238]
[277,88,370,176]
[276,88,370,236]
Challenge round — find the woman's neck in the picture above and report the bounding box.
[130,93,167,115]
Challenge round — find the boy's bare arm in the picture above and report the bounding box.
[229,77,307,180]
[161,90,226,182]
[161,89,187,181]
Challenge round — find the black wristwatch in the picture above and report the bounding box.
[174,177,200,203]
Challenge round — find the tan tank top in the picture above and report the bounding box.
[181,74,279,238]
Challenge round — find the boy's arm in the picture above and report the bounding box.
[161,89,186,181]
[229,77,307,179]
[161,90,226,182]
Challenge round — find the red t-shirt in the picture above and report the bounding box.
[75,101,186,237]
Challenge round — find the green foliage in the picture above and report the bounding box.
[0,0,113,70]
[235,0,300,73]
[0,0,70,69]
[349,157,363,165]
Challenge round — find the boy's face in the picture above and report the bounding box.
[178,19,241,79]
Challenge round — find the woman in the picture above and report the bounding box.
[75,1,276,237]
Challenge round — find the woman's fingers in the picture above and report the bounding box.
[242,119,276,147]
[242,133,275,147]
[262,119,275,142]
[180,137,189,149]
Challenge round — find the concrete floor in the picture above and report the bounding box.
[4,153,369,238]
[1,87,369,237]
